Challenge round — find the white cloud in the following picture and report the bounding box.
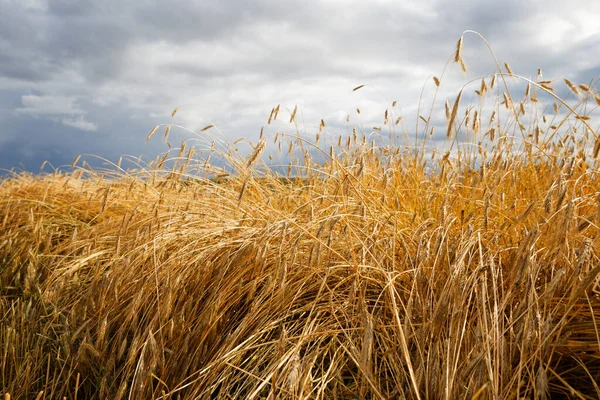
[61,116,98,132]
[15,95,84,116]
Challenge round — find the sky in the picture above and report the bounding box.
[1,0,600,174]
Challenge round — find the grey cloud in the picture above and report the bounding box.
[1,0,599,174]
[0,52,60,82]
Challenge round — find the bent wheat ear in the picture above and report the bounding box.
[146,125,159,141]
[246,138,266,168]
[268,107,275,124]
[564,79,580,95]
[472,110,480,134]
[540,82,554,92]
[289,105,298,123]
[579,84,591,92]
[447,90,463,138]
[593,139,600,158]
[454,36,463,63]
[71,155,81,167]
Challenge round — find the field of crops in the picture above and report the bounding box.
[2,34,600,399]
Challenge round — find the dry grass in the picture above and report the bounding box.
[2,32,600,399]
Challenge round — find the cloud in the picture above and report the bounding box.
[1,0,600,173]
[15,95,85,116]
[61,116,98,132]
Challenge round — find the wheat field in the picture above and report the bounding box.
[1,33,600,399]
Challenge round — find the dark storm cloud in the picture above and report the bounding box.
[0,52,59,82]
[0,100,167,175]
[32,0,323,83]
